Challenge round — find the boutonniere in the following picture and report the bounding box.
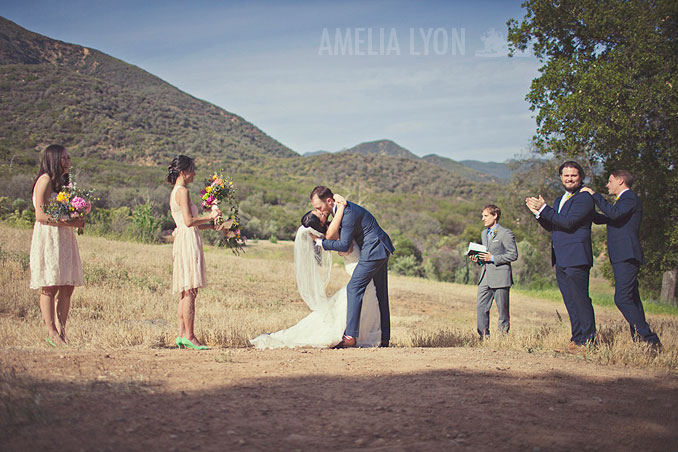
[491,229,497,239]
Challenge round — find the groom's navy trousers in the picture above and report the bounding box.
[346,257,390,339]
[322,201,394,341]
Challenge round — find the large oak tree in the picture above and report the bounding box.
[508,0,677,294]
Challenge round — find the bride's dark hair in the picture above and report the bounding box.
[301,211,327,234]
[301,211,326,265]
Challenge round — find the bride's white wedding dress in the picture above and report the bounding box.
[250,226,381,349]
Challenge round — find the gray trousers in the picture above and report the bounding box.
[476,284,510,337]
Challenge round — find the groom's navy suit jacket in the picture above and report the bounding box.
[321,201,394,261]
[321,201,394,340]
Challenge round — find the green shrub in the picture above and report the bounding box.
[0,197,11,216]
[392,254,424,277]
[11,198,27,213]
[132,201,162,243]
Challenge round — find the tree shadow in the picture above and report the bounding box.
[3,365,677,451]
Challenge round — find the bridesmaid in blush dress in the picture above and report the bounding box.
[29,145,85,346]
[167,155,221,350]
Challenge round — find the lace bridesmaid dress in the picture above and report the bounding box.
[29,188,84,289]
[170,186,207,293]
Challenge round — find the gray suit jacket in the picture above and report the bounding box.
[478,224,518,288]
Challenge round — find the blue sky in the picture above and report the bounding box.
[2,1,540,162]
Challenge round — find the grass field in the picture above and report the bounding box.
[1,223,676,372]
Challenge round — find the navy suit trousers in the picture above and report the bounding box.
[612,260,660,344]
[346,257,390,341]
[556,265,596,345]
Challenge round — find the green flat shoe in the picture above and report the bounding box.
[45,337,57,347]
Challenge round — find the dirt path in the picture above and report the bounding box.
[2,346,677,451]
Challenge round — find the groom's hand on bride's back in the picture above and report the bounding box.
[337,243,354,256]
[309,233,324,248]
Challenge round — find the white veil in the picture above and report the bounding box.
[294,226,332,312]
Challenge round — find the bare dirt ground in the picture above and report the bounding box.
[2,346,677,451]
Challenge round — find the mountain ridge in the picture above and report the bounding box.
[0,16,507,202]
[335,139,500,183]
[0,16,296,164]
[340,139,419,160]
[459,160,513,180]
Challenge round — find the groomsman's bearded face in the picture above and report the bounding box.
[311,194,334,218]
[560,167,582,192]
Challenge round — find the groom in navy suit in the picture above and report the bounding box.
[526,161,596,353]
[310,186,395,348]
[581,170,661,347]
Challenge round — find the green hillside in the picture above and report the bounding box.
[341,139,419,160]
[340,140,497,183]
[422,154,497,183]
[0,17,515,284]
[0,17,295,164]
[459,160,512,180]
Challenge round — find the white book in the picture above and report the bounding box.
[466,242,487,255]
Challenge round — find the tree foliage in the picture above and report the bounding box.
[508,0,678,292]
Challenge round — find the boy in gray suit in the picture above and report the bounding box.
[471,205,518,338]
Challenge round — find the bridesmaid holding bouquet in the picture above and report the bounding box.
[167,155,221,350]
[30,145,85,346]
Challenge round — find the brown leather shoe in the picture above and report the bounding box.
[646,341,662,357]
[379,339,389,348]
[566,341,586,355]
[334,335,356,349]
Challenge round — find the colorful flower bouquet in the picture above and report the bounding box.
[42,179,96,234]
[200,172,245,254]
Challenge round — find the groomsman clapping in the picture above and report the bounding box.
[526,161,596,355]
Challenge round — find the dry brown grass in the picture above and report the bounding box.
[1,223,676,371]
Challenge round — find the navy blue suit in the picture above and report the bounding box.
[592,190,660,344]
[537,189,596,345]
[322,202,395,340]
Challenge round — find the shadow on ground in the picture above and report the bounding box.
[3,358,677,451]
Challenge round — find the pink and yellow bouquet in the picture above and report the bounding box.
[43,179,96,234]
[200,172,244,254]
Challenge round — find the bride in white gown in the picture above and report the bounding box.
[250,200,381,349]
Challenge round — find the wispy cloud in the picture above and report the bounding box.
[2,0,539,161]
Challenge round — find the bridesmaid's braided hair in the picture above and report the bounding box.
[167,155,195,184]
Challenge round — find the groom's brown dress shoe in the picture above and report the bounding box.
[566,341,586,355]
[380,339,389,348]
[335,335,356,348]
